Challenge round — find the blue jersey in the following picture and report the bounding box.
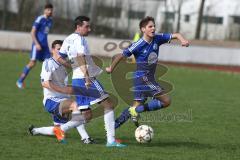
[32,15,53,47]
[123,33,172,78]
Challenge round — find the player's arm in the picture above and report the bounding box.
[30,27,41,51]
[72,38,91,88]
[41,81,74,94]
[75,54,91,88]
[106,42,135,73]
[56,54,72,68]
[171,33,189,47]
[106,54,126,73]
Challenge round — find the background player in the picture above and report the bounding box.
[16,3,53,89]
[33,40,93,143]
[59,16,126,147]
[106,16,189,128]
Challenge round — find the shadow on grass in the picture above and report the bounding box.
[117,137,214,149]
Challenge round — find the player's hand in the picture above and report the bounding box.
[85,77,92,89]
[105,66,112,74]
[36,44,42,51]
[181,40,189,47]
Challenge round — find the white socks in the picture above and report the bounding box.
[60,111,85,132]
[104,110,115,143]
[32,126,54,135]
[32,124,89,140]
[76,124,89,140]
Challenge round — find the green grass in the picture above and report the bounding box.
[0,51,240,160]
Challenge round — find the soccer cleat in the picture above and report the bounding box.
[82,137,96,144]
[53,126,66,143]
[28,125,35,136]
[16,81,25,89]
[128,107,140,127]
[106,141,127,148]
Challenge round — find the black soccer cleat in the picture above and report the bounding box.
[28,125,35,136]
[82,137,96,144]
[131,116,140,127]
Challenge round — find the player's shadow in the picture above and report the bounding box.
[127,140,214,149]
[150,141,213,149]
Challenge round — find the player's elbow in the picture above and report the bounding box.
[172,33,180,39]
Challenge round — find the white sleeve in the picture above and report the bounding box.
[59,41,68,58]
[40,61,52,82]
[71,37,85,57]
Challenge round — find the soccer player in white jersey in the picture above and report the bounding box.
[29,40,93,144]
[16,3,53,89]
[59,16,126,147]
[106,16,189,128]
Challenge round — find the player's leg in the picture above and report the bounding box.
[76,109,95,144]
[47,99,86,143]
[17,44,38,89]
[16,60,36,89]
[28,125,54,136]
[57,100,86,132]
[114,107,130,129]
[130,93,171,116]
[100,98,126,147]
[115,100,144,129]
[72,78,126,147]
[99,98,115,143]
[132,76,171,112]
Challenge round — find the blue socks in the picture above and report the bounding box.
[136,99,163,113]
[18,66,31,82]
[114,100,163,129]
[115,107,130,129]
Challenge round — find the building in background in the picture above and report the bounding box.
[1,0,240,40]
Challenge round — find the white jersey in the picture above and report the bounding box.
[59,33,102,79]
[40,58,70,105]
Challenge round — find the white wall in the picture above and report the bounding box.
[0,30,240,66]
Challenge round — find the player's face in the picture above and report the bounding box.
[78,21,91,36]
[142,21,155,38]
[52,44,61,56]
[44,8,53,17]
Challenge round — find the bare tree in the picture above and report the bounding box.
[176,0,183,33]
[195,0,206,39]
[1,0,8,30]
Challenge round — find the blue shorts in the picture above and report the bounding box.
[44,98,69,124]
[72,78,109,109]
[30,44,50,61]
[133,75,163,102]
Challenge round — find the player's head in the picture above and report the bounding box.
[51,40,63,56]
[74,16,91,36]
[44,3,53,17]
[139,16,155,38]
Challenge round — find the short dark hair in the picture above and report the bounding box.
[51,40,63,48]
[74,16,90,28]
[45,3,53,9]
[139,16,155,30]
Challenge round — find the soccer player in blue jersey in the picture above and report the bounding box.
[106,16,189,128]
[16,3,53,89]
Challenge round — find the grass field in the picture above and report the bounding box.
[0,51,240,160]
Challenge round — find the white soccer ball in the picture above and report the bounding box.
[135,125,154,143]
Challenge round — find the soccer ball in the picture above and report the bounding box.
[135,125,154,143]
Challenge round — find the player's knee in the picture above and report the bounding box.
[162,98,171,108]
[101,98,114,110]
[28,61,36,68]
[82,110,92,122]
[70,101,78,111]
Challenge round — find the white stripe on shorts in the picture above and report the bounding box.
[31,45,37,60]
